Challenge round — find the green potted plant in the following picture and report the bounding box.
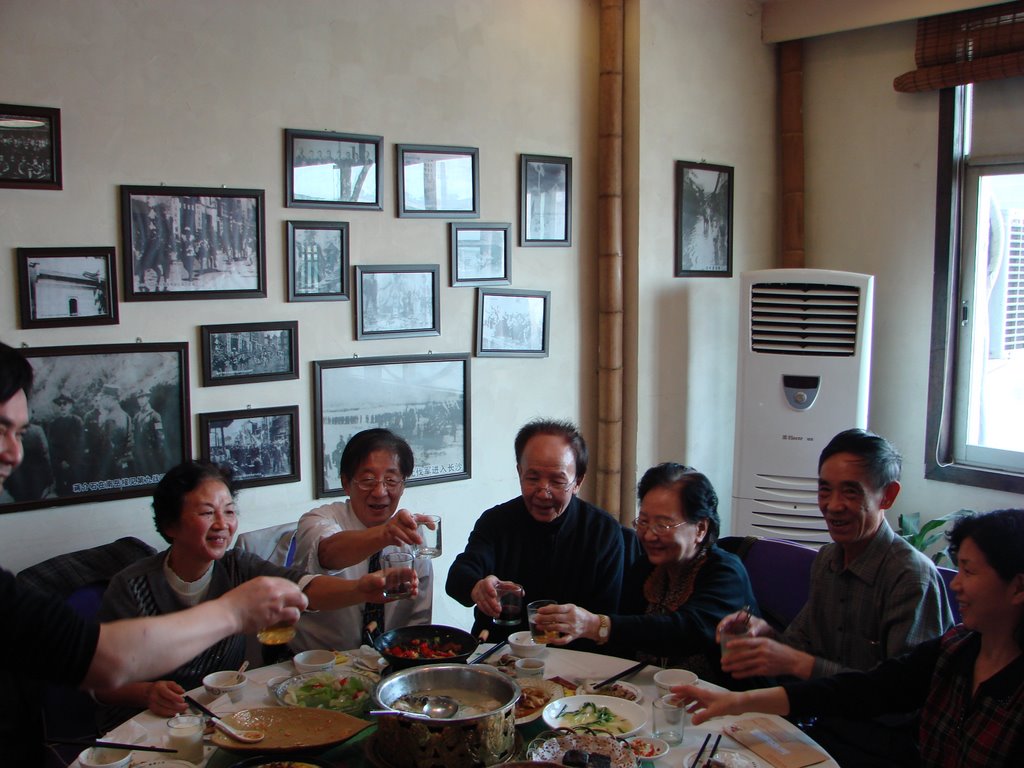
[897,510,966,567]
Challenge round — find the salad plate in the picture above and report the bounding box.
[272,668,375,714]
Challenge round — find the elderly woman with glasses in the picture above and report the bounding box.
[291,428,434,652]
[542,463,758,682]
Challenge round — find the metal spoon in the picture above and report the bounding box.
[417,695,459,719]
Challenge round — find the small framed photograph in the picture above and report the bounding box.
[286,220,350,302]
[200,320,299,387]
[199,405,300,489]
[285,129,382,210]
[120,185,266,300]
[397,144,479,218]
[675,160,733,277]
[450,222,511,287]
[520,153,572,246]
[476,287,550,358]
[314,353,470,494]
[355,264,441,340]
[0,104,62,189]
[16,247,119,329]
[1,342,190,514]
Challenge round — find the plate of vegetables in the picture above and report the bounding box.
[542,694,647,738]
[272,669,375,715]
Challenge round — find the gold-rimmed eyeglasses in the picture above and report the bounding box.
[353,476,404,492]
[632,517,688,536]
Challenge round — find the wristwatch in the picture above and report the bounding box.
[597,614,610,643]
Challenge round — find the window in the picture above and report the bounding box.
[927,83,1024,492]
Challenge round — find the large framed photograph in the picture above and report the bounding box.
[396,144,479,218]
[355,264,441,340]
[0,103,62,189]
[16,246,119,329]
[199,406,300,489]
[286,220,349,302]
[314,353,471,495]
[520,153,572,246]
[120,185,266,299]
[476,288,550,358]
[675,160,733,277]
[450,222,511,287]
[0,343,189,514]
[285,129,382,210]
[200,320,299,387]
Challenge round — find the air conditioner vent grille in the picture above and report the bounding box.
[750,282,861,356]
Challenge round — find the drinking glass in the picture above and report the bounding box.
[166,714,204,763]
[652,694,684,746]
[719,615,753,658]
[414,514,442,558]
[527,599,561,644]
[382,550,415,601]
[495,582,525,626]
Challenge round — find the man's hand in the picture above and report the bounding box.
[362,568,418,603]
[471,576,503,618]
[218,576,308,634]
[382,509,426,548]
[719,636,815,679]
[542,603,596,645]
[673,683,790,725]
[146,679,187,717]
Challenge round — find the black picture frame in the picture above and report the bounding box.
[520,153,572,246]
[199,405,300,489]
[476,287,551,358]
[675,160,733,277]
[313,353,471,495]
[200,320,299,387]
[285,129,383,210]
[450,222,512,287]
[286,220,350,302]
[396,144,479,218]
[16,246,119,329]
[355,264,441,340]
[0,342,190,514]
[0,103,62,190]
[120,184,267,300]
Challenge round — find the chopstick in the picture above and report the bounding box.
[470,638,509,664]
[702,734,723,768]
[592,659,647,690]
[689,733,712,768]
[184,694,218,720]
[46,737,176,754]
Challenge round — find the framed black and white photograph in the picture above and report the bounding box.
[675,160,733,277]
[355,264,440,340]
[199,406,300,489]
[314,353,471,495]
[0,342,190,514]
[0,103,61,189]
[120,185,266,300]
[16,247,119,329]
[285,129,382,210]
[450,222,511,287]
[396,144,479,218]
[287,220,349,302]
[476,288,550,358]
[520,153,572,246]
[200,320,299,387]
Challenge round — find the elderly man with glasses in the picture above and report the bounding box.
[292,428,434,652]
[446,418,625,646]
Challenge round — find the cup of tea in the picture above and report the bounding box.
[527,599,560,644]
[494,582,525,626]
[382,550,415,601]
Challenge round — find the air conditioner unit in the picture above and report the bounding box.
[731,269,874,545]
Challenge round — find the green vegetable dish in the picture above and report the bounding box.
[554,701,634,734]
[280,672,372,712]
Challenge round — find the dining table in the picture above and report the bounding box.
[78,643,839,768]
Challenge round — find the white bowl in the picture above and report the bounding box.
[77,746,132,768]
[202,669,248,702]
[652,668,698,695]
[293,649,336,674]
[542,693,647,738]
[508,630,546,658]
[514,657,546,677]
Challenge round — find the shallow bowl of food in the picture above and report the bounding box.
[507,630,546,658]
[541,694,646,738]
[626,736,670,760]
[77,746,132,768]
[575,679,643,704]
[273,668,376,715]
[203,670,249,701]
[653,668,698,695]
[293,649,337,674]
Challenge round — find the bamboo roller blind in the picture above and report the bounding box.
[894,1,1024,92]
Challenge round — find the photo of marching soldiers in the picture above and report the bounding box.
[206,413,295,485]
[209,329,294,381]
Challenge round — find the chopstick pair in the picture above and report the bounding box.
[46,737,175,754]
[592,658,647,690]
[470,638,509,664]
[690,733,723,768]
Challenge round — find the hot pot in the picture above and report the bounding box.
[372,664,521,768]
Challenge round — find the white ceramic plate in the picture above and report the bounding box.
[626,736,670,760]
[542,694,647,738]
[133,762,199,768]
[679,748,759,768]
[575,679,644,705]
[528,731,638,768]
[514,678,565,725]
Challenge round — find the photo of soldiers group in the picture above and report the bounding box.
[482,295,545,351]
[0,113,55,182]
[360,270,435,333]
[206,413,294,484]
[209,329,293,381]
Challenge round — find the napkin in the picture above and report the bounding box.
[723,717,829,768]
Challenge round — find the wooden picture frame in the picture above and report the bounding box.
[200,320,299,387]
[286,220,350,302]
[199,405,300,489]
[0,103,62,189]
[397,144,479,218]
[313,353,471,495]
[520,153,572,246]
[120,184,267,299]
[355,264,441,340]
[16,246,119,329]
[0,342,190,514]
[450,222,511,287]
[675,160,733,277]
[285,129,383,210]
[476,287,550,358]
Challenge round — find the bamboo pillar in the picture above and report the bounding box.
[596,0,624,518]
[779,40,805,268]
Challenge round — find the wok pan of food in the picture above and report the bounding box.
[372,624,480,671]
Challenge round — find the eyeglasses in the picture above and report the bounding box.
[521,476,577,493]
[352,476,404,492]
[632,517,688,536]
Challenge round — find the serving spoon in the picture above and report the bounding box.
[370,694,460,720]
[184,695,265,743]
